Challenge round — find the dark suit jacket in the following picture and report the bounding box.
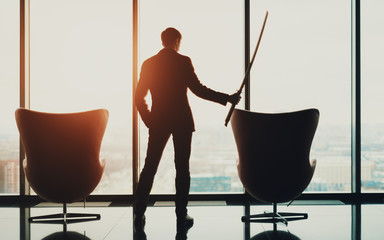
[135,48,230,133]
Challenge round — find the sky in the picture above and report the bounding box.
[1,0,384,130]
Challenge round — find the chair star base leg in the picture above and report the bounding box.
[241,212,308,225]
[29,212,101,224]
[29,203,101,225]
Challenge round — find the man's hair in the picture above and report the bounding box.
[161,28,182,47]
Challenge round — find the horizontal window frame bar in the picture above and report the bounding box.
[1,193,383,207]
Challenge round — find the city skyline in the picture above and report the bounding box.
[1,121,383,194]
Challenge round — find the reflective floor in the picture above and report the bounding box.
[0,200,383,239]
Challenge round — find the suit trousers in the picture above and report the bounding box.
[133,128,193,218]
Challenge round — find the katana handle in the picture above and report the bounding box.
[224,11,268,127]
[224,89,241,127]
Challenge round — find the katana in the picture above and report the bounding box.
[225,11,268,126]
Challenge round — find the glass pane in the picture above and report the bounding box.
[0,0,19,194]
[30,0,133,194]
[250,1,351,192]
[249,205,351,239]
[361,0,384,192]
[0,208,19,239]
[362,205,384,238]
[139,0,243,193]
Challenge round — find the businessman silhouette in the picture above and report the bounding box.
[134,27,240,232]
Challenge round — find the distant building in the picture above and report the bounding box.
[190,175,231,192]
[306,178,328,191]
[312,159,374,191]
[0,159,19,193]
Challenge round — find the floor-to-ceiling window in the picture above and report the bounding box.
[4,0,383,198]
[29,0,133,194]
[250,1,352,192]
[139,0,244,193]
[361,0,384,192]
[0,0,20,194]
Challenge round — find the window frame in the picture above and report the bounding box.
[13,0,382,200]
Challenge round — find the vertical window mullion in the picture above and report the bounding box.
[132,0,139,193]
[352,0,361,194]
[20,1,31,238]
[244,0,250,111]
[19,0,30,197]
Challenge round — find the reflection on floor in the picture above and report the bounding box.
[0,201,384,239]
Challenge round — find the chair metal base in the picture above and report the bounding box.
[241,203,308,225]
[29,203,101,225]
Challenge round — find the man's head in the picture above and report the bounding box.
[161,27,182,51]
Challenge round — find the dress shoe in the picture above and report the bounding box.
[177,214,194,231]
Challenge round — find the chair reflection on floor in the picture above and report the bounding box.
[15,108,109,229]
[250,230,301,240]
[41,231,92,240]
[231,108,319,225]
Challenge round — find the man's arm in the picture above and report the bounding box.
[185,58,231,105]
